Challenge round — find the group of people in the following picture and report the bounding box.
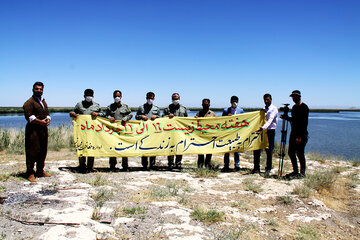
[23,82,309,182]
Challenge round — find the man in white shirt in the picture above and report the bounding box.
[251,93,278,176]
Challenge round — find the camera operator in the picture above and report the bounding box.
[280,90,309,178]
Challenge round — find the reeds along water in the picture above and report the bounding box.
[0,125,74,154]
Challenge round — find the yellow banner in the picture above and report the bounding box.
[72,111,268,157]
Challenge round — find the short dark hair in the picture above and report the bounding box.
[230,96,238,102]
[172,93,180,99]
[113,90,122,98]
[146,92,155,98]
[33,81,44,89]
[263,93,272,99]
[202,98,210,104]
[84,89,94,96]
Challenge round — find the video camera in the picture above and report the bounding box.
[280,104,290,118]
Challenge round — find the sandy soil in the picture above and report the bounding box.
[0,152,359,240]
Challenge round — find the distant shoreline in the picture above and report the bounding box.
[0,106,359,114]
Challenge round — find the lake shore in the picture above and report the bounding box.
[0,150,359,239]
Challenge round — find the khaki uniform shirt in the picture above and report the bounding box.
[74,101,101,115]
[101,102,133,121]
[196,109,216,118]
[162,104,188,117]
[135,103,160,120]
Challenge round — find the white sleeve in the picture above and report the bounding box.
[261,107,278,129]
[29,115,36,122]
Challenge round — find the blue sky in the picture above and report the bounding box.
[1,0,359,109]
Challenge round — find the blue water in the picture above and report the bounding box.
[1,111,359,160]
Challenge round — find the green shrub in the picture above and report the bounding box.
[230,200,251,210]
[276,195,293,205]
[92,175,109,187]
[190,207,224,223]
[123,206,147,215]
[304,170,337,191]
[191,168,219,178]
[346,172,359,188]
[165,181,180,196]
[292,184,311,198]
[295,224,319,240]
[150,186,171,200]
[243,178,263,193]
[90,188,113,207]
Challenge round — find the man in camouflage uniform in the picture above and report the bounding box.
[70,89,101,172]
[163,93,188,170]
[100,90,133,171]
[135,92,160,170]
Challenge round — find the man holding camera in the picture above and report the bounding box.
[281,90,309,178]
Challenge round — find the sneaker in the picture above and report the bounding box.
[37,171,51,177]
[27,174,37,182]
[221,167,230,172]
[250,169,260,174]
[235,166,241,171]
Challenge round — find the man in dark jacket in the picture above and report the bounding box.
[23,82,51,182]
[281,90,309,178]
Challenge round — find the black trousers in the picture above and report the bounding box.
[168,155,182,168]
[253,129,275,171]
[142,156,156,168]
[25,124,48,175]
[288,133,308,174]
[79,157,94,169]
[109,157,128,169]
[198,154,212,168]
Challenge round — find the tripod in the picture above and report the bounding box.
[278,104,289,177]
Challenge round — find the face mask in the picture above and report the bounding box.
[114,97,121,103]
[147,99,154,105]
[172,100,180,105]
[231,102,238,108]
[85,96,93,102]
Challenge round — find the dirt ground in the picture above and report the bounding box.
[0,151,359,240]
